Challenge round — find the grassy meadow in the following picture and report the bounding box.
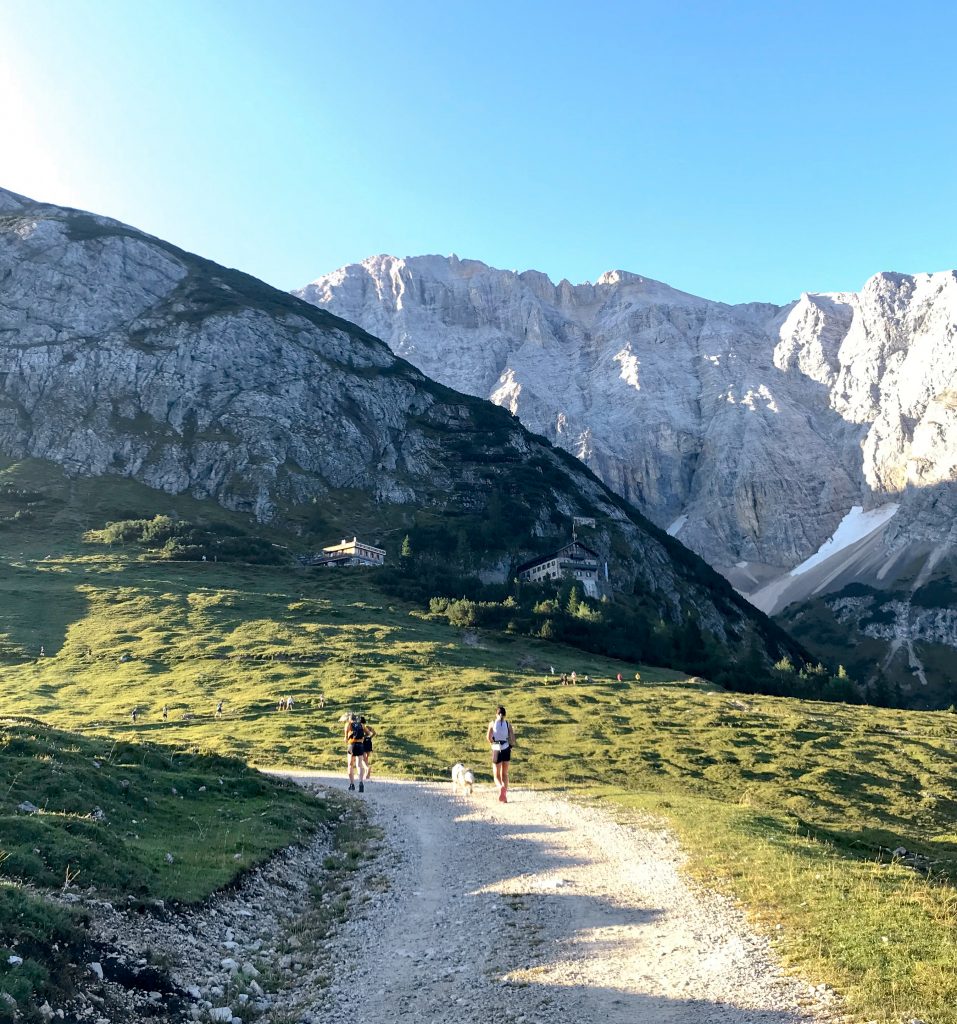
[4,557,957,1020]
[3,459,957,1021]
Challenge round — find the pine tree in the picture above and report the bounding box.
[400,535,413,559]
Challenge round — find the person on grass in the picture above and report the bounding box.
[360,716,376,779]
[487,705,515,803]
[345,713,367,792]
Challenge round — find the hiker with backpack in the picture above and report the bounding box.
[344,713,367,792]
[487,705,515,803]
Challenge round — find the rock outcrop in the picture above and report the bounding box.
[298,258,955,564]
[0,188,796,662]
[298,255,957,699]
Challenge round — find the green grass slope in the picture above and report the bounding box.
[0,722,332,1021]
[3,458,957,1021]
[5,547,957,1020]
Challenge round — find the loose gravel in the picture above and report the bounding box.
[53,775,839,1023]
[297,774,836,1024]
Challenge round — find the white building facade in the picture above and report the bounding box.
[517,541,601,597]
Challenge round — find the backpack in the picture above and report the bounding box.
[348,717,365,743]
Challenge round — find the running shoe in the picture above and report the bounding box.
[348,783,355,791]
[358,781,364,793]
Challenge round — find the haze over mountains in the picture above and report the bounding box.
[298,256,957,700]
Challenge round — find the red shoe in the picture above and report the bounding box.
[499,790,507,803]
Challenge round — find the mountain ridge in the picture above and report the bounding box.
[297,253,957,701]
[0,186,810,676]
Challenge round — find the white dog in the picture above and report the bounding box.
[451,763,475,796]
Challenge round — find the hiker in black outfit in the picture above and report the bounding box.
[360,716,376,779]
[345,714,367,792]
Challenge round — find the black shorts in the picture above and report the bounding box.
[348,743,365,756]
[362,739,372,753]
[491,746,511,764]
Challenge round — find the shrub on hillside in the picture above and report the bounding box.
[84,515,285,564]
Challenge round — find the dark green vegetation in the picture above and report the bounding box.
[84,514,285,564]
[780,569,957,710]
[0,453,818,703]
[0,722,331,1020]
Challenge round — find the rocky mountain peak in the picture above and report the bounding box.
[300,252,957,697]
[0,188,808,672]
[300,256,955,559]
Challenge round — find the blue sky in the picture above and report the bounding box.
[2,0,955,304]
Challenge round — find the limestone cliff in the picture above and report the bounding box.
[298,255,957,699]
[0,188,795,661]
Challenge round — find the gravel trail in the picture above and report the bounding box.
[292,774,835,1024]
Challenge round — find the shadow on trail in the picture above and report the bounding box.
[306,776,819,1024]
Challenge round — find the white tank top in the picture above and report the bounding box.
[491,718,510,749]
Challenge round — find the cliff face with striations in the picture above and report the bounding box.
[0,188,799,662]
[298,255,957,700]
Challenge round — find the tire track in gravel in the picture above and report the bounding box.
[289,774,836,1024]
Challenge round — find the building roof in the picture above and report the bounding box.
[516,540,600,574]
[321,536,386,556]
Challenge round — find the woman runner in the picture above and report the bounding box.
[487,705,515,803]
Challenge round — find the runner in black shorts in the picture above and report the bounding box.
[360,716,376,779]
[487,705,515,803]
[344,714,367,792]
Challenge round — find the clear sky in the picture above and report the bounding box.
[2,0,956,304]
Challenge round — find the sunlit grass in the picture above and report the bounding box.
[4,463,957,1020]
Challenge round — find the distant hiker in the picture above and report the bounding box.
[318,693,326,709]
[561,672,568,686]
[616,672,623,683]
[487,705,515,803]
[286,695,294,711]
[570,671,577,685]
[549,664,555,675]
[39,645,45,658]
[277,697,286,712]
[345,714,367,792]
[130,707,138,724]
[216,700,224,718]
[162,705,169,721]
[360,717,376,778]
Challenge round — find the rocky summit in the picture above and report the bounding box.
[0,187,798,667]
[298,256,957,700]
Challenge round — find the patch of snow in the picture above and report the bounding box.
[740,384,779,413]
[667,515,688,537]
[735,561,748,568]
[490,369,521,414]
[790,503,900,578]
[614,347,641,391]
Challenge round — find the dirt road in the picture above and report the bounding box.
[293,775,833,1024]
